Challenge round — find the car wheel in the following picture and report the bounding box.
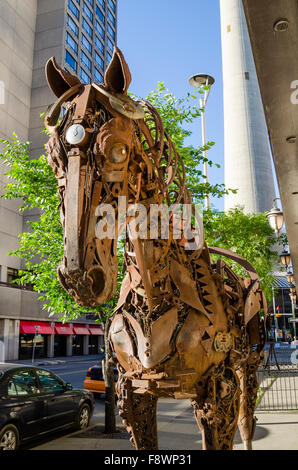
[76,403,91,430]
[0,424,20,451]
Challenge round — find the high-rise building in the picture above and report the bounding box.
[220,0,276,214]
[0,0,117,361]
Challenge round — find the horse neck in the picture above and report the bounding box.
[124,197,190,315]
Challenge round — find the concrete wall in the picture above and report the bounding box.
[28,0,66,159]
[0,0,38,321]
[220,0,276,214]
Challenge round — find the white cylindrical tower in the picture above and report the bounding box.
[220,0,276,213]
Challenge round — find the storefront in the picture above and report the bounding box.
[19,321,55,360]
[18,321,104,360]
[88,325,104,354]
[54,324,74,357]
[72,324,90,356]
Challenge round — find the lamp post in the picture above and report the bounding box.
[266,198,284,238]
[32,325,40,363]
[188,73,215,211]
[272,286,279,342]
[290,292,297,342]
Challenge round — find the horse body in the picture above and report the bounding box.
[44,47,266,450]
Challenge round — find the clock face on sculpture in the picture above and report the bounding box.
[44,47,266,452]
[65,124,86,145]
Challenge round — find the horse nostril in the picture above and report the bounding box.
[87,266,106,298]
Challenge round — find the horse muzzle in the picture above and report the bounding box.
[58,261,118,307]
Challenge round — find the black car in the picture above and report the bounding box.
[0,363,95,450]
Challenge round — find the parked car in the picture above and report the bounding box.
[0,363,95,450]
[84,363,118,396]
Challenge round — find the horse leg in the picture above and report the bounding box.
[116,374,158,450]
[237,352,261,450]
[191,364,240,450]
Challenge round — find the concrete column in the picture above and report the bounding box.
[0,319,19,361]
[66,335,73,357]
[83,336,89,355]
[47,335,55,358]
[0,266,7,283]
[220,0,276,214]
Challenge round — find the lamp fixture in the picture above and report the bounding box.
[266,198,284,237]
[280,250,291,267]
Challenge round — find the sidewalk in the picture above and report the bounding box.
[30,400,298,451]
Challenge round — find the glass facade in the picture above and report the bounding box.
[64,0,117,84]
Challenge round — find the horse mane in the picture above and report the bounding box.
[134,100,192,207]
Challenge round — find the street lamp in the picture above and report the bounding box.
[290,292,297,341]
[266,198,284,237]
[287,271,294,284]
[188,73,215,211]
[280,250,291,267]
[290,284,296,294]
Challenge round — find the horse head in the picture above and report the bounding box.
[45,47,144,307]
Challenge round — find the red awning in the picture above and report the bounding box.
[88,326,104,335]
[73,324,90,335]
[20,321,55,335]
[55,324,74,335]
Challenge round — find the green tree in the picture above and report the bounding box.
[138,82,236,203]
[204,207,282,302]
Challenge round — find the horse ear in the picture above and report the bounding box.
[104,46,132,94]
[45,57,82,98]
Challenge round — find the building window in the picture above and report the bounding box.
[94,67,103,83]
[19,334,48,360]
[66,32,78,54]
[108,0,115,13]
[106,51,112,63]
[107,37,114,53]
[83,1,93,22]
[107,8,115,26]
[97,0,105,10]
[94,51,104,70]
[82,34,92,54]
[7,267,19,284]
[67,14,79,37]
[81,50,92,71]
[65,50,77,72]
[95,35,104,54]
[95,20,105,39]
[68,0,80,20]
[245,72,250,80]
[107,23,115,40]
[80,67,91,84]
[96,5,105,24]
[82,17,93,38]
[227,25,231,33]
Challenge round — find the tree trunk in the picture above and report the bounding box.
[103,318,116,434]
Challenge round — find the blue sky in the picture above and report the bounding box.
[117,0,225,210]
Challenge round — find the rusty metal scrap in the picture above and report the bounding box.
[45,46,267,450]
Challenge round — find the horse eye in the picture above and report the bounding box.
[65,124,86,145]
[109,143,128,163]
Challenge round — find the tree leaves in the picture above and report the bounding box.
[204,207,283,301]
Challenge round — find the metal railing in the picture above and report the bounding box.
[257,364,298,411]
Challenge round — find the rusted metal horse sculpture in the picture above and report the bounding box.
[44,47,267,450]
